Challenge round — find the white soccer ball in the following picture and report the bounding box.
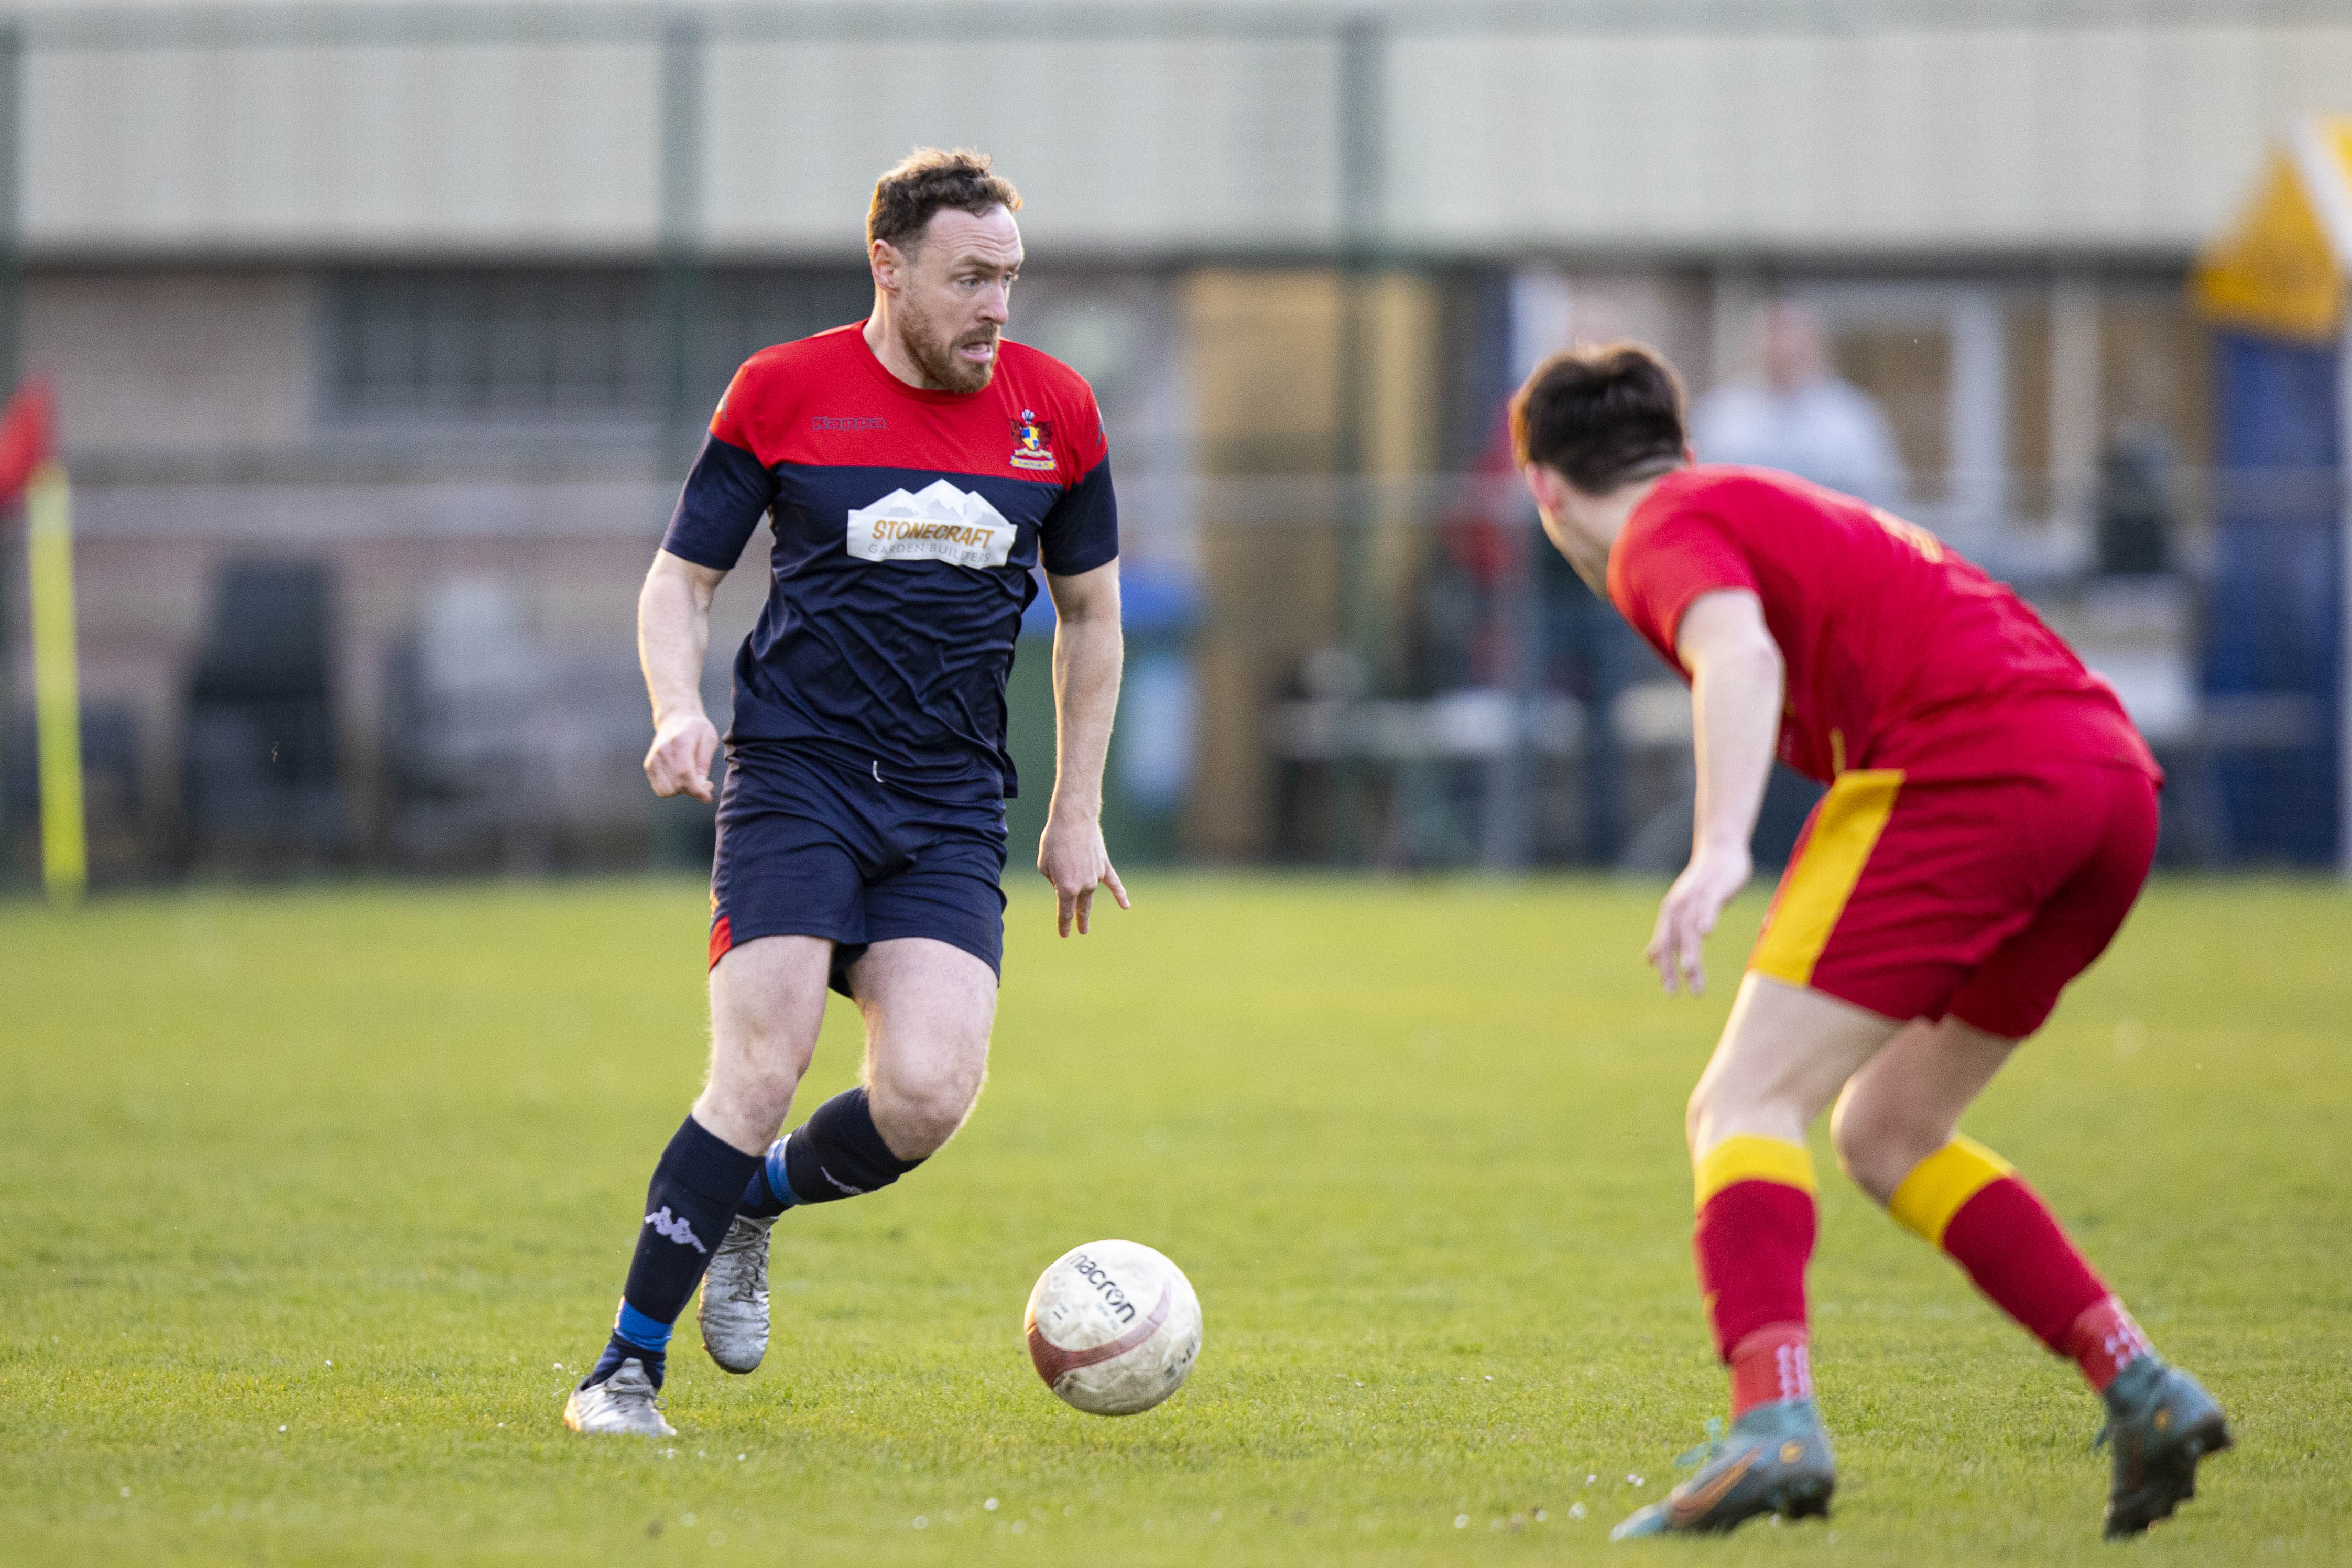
[1023,1239,1201,1416]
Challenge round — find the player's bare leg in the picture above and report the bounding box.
[567,935,830,1433]
[697,935,833,1151]
[690,936,834,1375]
[703,937,995,1375]
[1833,1018,2232,1538]
[1826,1015,2011,1200]
[1616,975,1897,1538]
[1685,975,1898,1153]
[848,937,997,1161]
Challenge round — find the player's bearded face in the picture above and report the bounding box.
[897,290,998,395]
[888,206,1021,395]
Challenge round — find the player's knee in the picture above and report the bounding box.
[705,1046,804,1131]
[744,1056,805,1117]
[1684,1076,1757,1155]
[1683,1082,1712,1153]
[1827,1098,1876,1195]
[1831,1098,1932,1207]
[871,1059,984,1159]
[873,1091,968,1160]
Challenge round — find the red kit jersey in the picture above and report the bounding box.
[1607,466,2157,785]
[661,322,1117,799]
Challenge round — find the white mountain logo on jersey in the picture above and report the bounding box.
[846,480,1016,570]
[643,1206,709,1253]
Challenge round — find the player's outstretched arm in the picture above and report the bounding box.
[1038,559,1129,937]
[638,549,727,802]
[1649,588,1784,996]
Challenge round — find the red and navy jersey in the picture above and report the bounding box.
[660,322,1118,799]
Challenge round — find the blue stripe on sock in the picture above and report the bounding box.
[766,1138,805,1207]
[615,1301,673,1354]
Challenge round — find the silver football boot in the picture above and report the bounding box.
[697,1213,775,1374]
[562,1358,676,1437]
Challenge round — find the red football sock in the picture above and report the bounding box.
[2060,1295,2155,1391]
[1889,1136,2154,1390]
[1692,1136,1819,1415]
[1728,1322,1813,1416]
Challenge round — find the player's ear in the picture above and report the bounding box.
[869,239,902,295]
[1521,461,1560,515]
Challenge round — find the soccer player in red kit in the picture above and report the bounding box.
[1510,343,2230,1539]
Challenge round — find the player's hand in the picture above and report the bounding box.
[1038,810,1129,937]
[644,712,720,802]
[1646,840,1752,996]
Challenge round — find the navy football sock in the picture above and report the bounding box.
[781,1088,926,1204]
[587,1319,664,1390]
[589,1115,759,1388]
[737,1140,797,1221]
[734,1091,927,1219]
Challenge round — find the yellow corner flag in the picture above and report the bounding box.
[27,460,85,902]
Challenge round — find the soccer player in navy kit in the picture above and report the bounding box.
[566,148,1127,1435]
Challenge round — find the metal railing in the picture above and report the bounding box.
[21,460,2340,883]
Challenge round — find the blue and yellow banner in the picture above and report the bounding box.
[2194,118,2352,343]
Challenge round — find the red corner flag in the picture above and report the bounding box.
[0,377,57,506]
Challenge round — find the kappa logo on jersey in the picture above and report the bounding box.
[846,480,1017,569]
[1009,409,1057,471]
[644,1206,710,1253]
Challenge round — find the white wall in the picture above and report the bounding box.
[703,35,1342,254]
[1389,23,2352,253]
[19,4,2352,259]
[31,39,663,253]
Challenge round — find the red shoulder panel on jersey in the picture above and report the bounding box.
[711,325,1107,487]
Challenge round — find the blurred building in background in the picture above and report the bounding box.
[5,0,2350,881]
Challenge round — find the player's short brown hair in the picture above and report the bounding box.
[1509,341,1689,495]
[866,147,1021,254]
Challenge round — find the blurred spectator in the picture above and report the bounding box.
[1692,301,1908,507]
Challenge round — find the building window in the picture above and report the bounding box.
[323,267,871,421]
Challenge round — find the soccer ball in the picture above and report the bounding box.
[1023,1240,1201,1416]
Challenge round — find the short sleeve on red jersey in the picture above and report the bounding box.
[1039,395,1117,576]
[1610,509,1761,666]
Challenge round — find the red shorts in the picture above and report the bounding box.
[1748,763,2158,1039]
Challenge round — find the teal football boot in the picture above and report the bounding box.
[2097,1357,2232,1538]
[1610,1398,1836,1540]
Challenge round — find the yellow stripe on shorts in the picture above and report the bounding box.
[1748,768,1905,989]
[1887,1135,2016,1247]
[1693,1134,1817,1211]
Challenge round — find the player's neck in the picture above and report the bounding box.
[1566,472,1669,588]
[863,301,941,392]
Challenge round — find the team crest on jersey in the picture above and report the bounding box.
[1009,409,1058,471]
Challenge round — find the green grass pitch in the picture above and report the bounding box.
[3,874,2348,1565]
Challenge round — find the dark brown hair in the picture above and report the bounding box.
[866,147,1021,254]
[1508,341,1689,494]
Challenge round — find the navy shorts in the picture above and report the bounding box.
[707,743,1009,998]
